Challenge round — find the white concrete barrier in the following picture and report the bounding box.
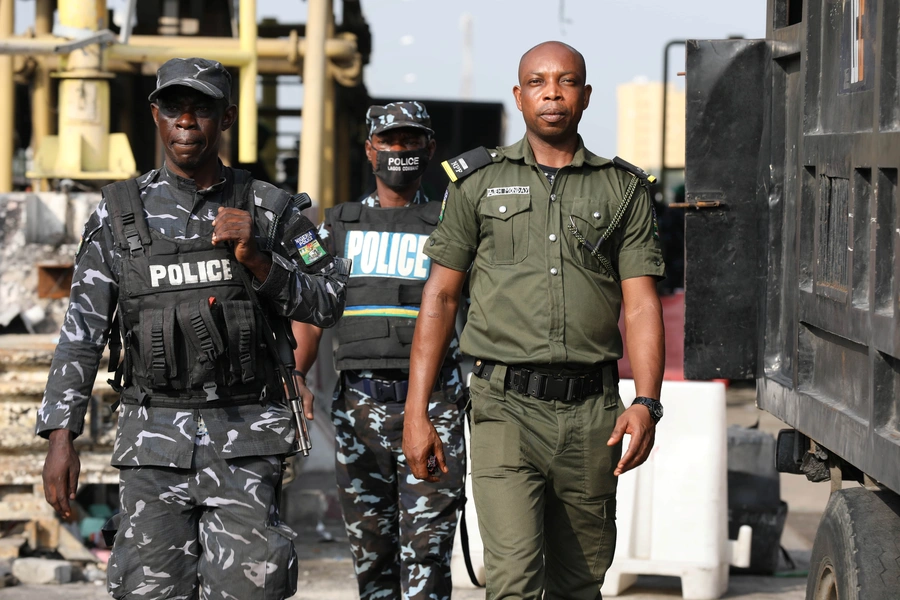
[603,379,751,599]
[451,378,751,598]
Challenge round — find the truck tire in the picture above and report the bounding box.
[806,487,900,600]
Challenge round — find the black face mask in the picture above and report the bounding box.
[374,148,430,188]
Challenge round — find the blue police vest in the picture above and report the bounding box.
[328,200,441,371]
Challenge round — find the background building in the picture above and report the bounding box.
[616,78,685,177]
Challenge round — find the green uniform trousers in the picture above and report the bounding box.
[468,363,623,600]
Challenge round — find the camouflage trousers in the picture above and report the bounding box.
[107,443,298,600]
[333,380,466,600]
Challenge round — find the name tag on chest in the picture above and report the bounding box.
[344,230,431,280]
[486,186,530,197]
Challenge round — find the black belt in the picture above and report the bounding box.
[344,365,460,403]
[118,381,270,409]
[472,360,606,402]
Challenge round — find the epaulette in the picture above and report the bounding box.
[441,147,494,183]
[612,156,657,185]
[135,169,159,190]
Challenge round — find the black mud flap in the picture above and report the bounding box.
[683,39,770,380]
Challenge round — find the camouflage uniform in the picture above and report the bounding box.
[318,189,466,600]
[37,164,349,599]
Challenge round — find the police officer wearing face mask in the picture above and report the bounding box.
[294,101,466,600]
[37,57,349,600]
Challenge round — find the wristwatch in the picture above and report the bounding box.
[632,397,663,423]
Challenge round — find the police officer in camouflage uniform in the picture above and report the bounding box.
[37,57,350,600]
[294,102,466,600]
[403,42,666,599]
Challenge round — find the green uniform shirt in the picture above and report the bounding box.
[425,135,665,367]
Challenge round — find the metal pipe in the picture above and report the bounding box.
[299,0,331,204]
[27,53,305,78]
[56,0,109,174]
[108,43,253,66]
[238,0,257,164]
[660,39,686,201]
[0,30,115,55]
[112,34,357,60]
[319,15,336,213]
[0,0,14,192]
[118,0,136,44]
[320,69,335,209]
[32,0,53,152]
[31,0,53,191]
[7,35,355,76]
[260,71,278,180]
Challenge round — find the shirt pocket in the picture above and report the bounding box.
[478,193,531,265]
[569,197,615,275]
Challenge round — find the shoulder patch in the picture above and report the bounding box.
[292,230,329,267]
[612,156,657,185]
[439,188,448,222]
[441,147,494,183]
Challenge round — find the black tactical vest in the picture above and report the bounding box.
[328,200,441,370]
[103,170,281,407]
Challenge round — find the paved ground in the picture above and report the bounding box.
[0,384,830,599]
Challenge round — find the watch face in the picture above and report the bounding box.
[635,397,663,422]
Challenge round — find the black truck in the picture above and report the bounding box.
[683,0,900,598]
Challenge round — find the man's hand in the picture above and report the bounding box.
[298,377,314,421]
[42,429,80,518]
[607,404,657,476]
[402,415,447,482]
[212,207,272,281]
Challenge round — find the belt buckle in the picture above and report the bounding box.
[393,380,409,403]
[543,375,567,401]
[567,377,584,402]
[512,367,532,394]
[374,379,394,402]
[525,371,544,398]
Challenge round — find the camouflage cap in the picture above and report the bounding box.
[148,57,232,104]
[366,101,434,138]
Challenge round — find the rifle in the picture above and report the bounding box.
[230,191,320,457]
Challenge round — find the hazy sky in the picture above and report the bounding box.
[13,0,768,154]
[349,0,768,153]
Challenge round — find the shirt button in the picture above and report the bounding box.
[550,194,557,202]
[499,206,507,214]
[593,211,601,219]
[548,234,557,242]
[550,267,559,276]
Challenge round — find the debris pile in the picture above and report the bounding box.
[0,192,101,335]
[0,334,119,589]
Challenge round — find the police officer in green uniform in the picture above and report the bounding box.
[402,41,666,599]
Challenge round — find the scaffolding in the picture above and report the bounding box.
[0,0,366,212]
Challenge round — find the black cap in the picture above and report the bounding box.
[366,101,433,138]
[148,58,232,104]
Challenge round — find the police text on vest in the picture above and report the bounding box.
[149,259,234,287]
[345,231,430,280]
